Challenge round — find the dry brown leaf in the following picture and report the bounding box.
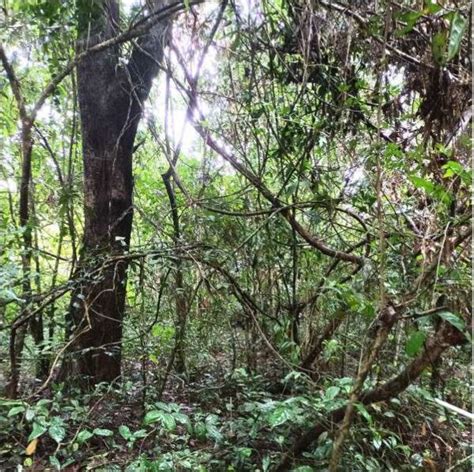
[25,438,38,456]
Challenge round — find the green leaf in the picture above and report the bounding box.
[28,423,47,442]
[92,428,113,437]
[397,11,422,36]
[8,405,25,417]
[447,12,467,61]
[119,425,132,440]
[132,429,147,439]
[0,399,25,407]
[372,432,383,449]
[438,310,465,332]
[442,160,471,185]
[409,175,452,204]
[268,405,292,427]
[160,413,176,431]
[49,423,66,443]
[76,430,93,444]
[194,421,207,440]
[355,403,373,425]
[237,447,252,458]
[144,410,161,425]
[25,408,35,421]
[406,330,427,357]
[151,324,175,340]
[173,412,191,426]
[410,175,435,193]
[423,0,442,14]
[324,386,340,401]
[205,422,223,442]
[144,410,176,431]
[155,401,174,412]
[49,455,61,470]
[432,30,448,65]
[262,456,271,472]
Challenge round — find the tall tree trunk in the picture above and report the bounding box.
[60,0,169,387]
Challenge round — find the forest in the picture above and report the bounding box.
[0,0,472,470]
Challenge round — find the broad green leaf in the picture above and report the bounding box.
[406,330,427,357]
[409,175,452,204]
[92,428,113,437]
[205,422,223,442]
[372,432,383,449]
[438,310,465,332]
[262,456,271,472]
[410,175,435,192]
[0,399,25,407]
[28,423,47,442]
[8,405,25,417]
[76,430,93,444]
[160,413,176,431]
[49,455,61,470]
[119,425,132,440]
[447,12,467,61]
[237,447,252,458]
[151,325,175,340]
[324,386,340,401]
[155,401,174,412]
[144,410,176,430]
[49,423,66,443]
[132,429,147,439]
[194,421,207,439]
[268,405,292,427]
[173,412,191,426]
[144,410,161,425]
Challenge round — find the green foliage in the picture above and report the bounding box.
[405,330,426,357]
[0,0,471,470]
[409,175,452,205]
[447,12,468,61]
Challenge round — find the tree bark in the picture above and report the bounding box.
[61,0,170,387]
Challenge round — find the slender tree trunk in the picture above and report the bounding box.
[0,47,34,398]
[162,173,187,374]
[60,0,169,387]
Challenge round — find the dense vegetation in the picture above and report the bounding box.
[0,0,472,470]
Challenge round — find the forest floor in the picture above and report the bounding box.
[1,358,470,472]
